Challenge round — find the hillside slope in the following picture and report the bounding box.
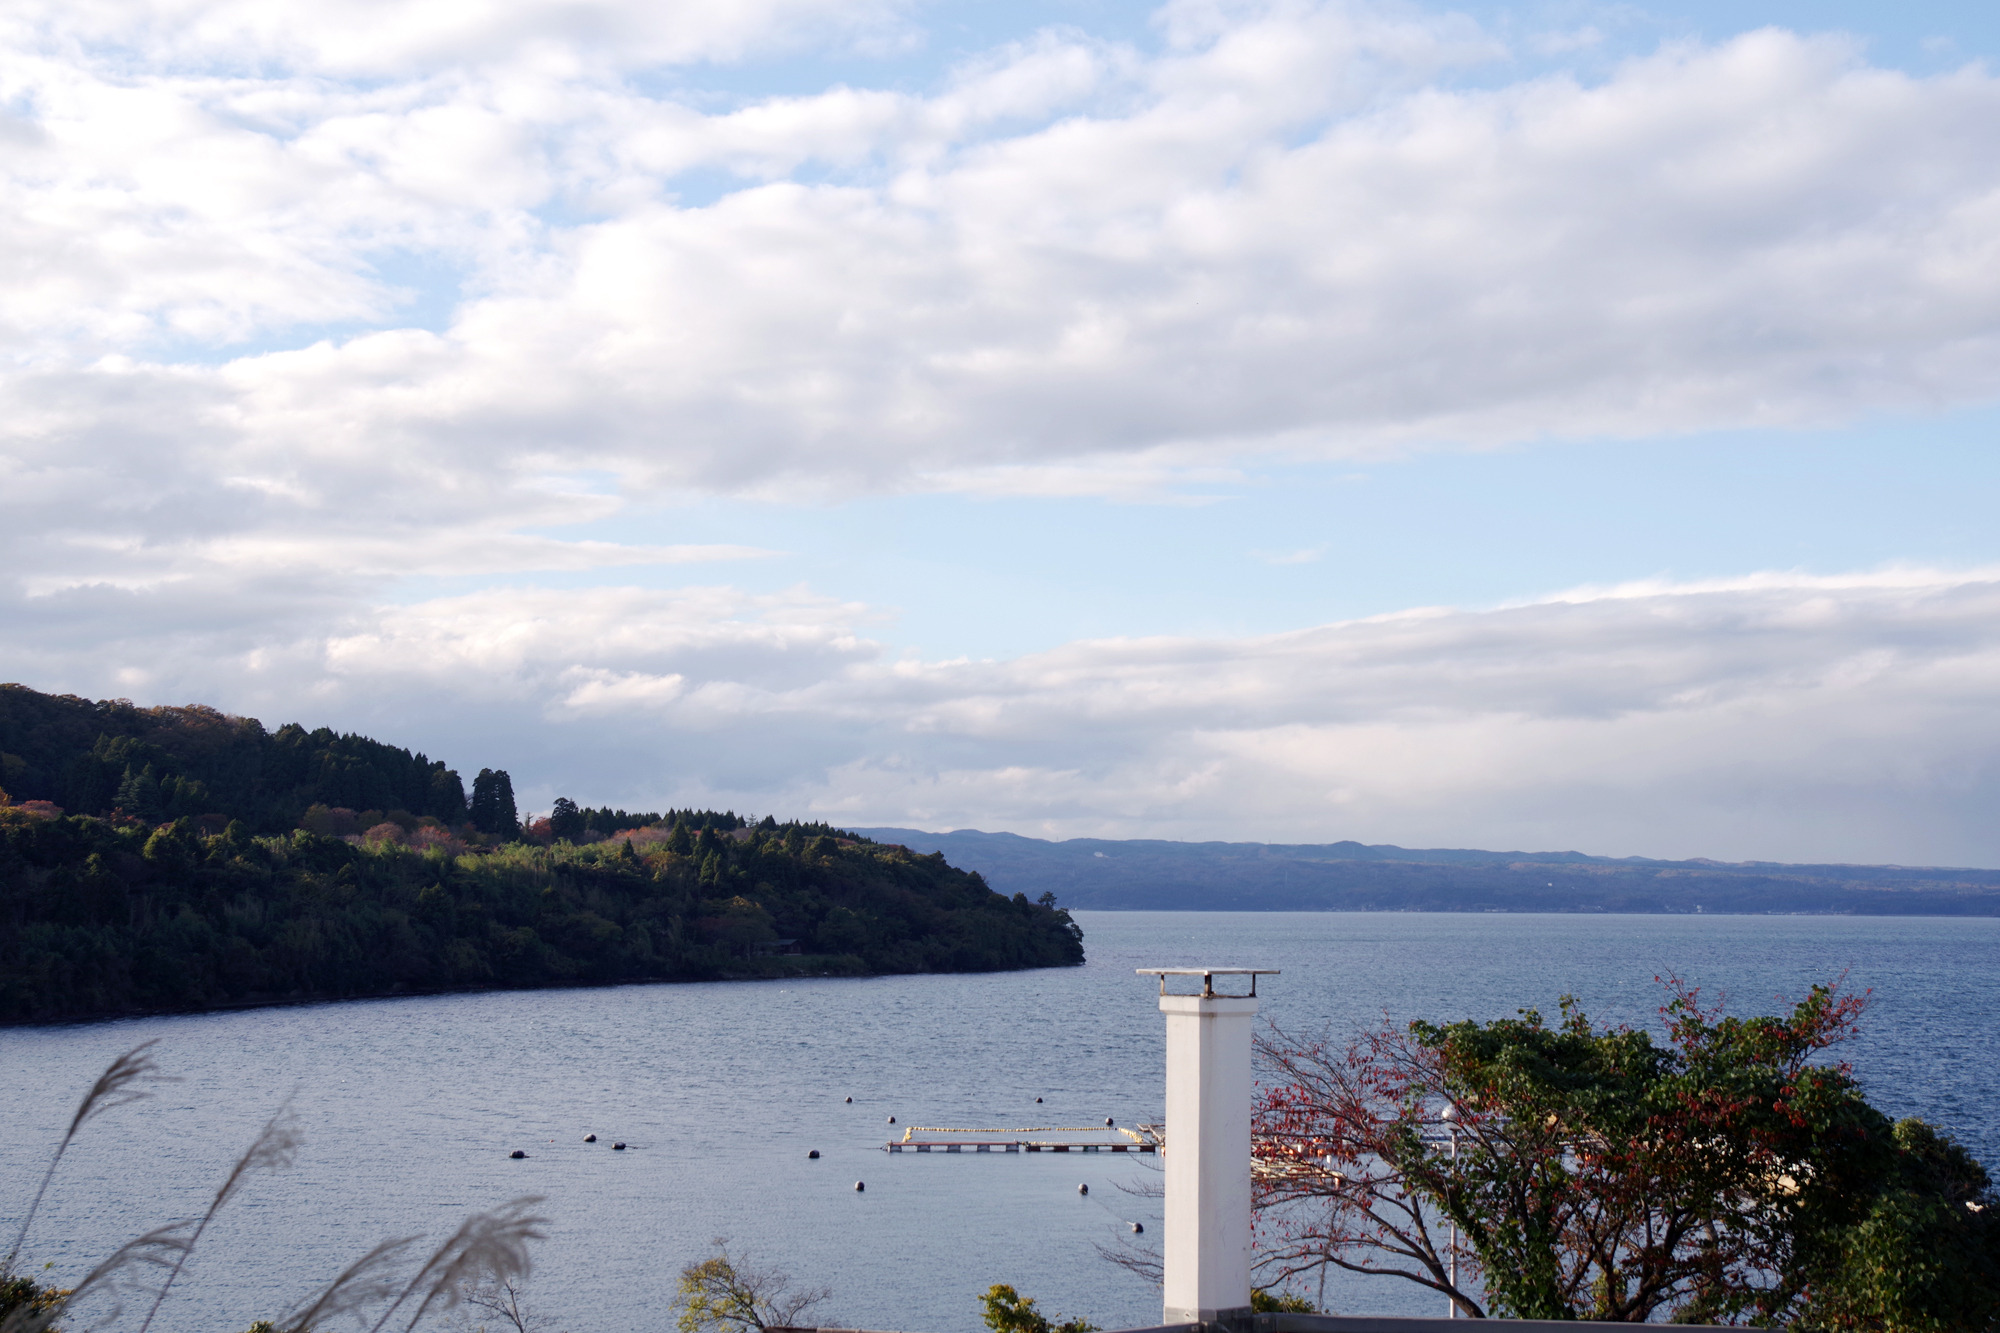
[0,685,1085,1023]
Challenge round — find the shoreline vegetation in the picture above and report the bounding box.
[0,684,1084,1026]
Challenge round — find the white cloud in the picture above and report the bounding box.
[13,569,2000,866]
[3,5,1998,585]
[4,0,908,77]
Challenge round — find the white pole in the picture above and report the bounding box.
[1442,1105,1459,1318]
[1141,969,1273,1330]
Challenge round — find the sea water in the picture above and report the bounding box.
[2,912,1995,1333]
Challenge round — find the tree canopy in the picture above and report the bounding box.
[0,684,467,834]
[1252,979,2000,1327]
[0,808,1085,1024]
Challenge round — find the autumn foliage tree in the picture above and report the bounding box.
[1251,978,2000,1326]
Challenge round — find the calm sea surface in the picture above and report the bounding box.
[3,912,1995,1333]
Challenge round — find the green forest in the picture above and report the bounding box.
[0,684,1085,1024]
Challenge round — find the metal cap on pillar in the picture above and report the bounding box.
[1138,968,1279,1332]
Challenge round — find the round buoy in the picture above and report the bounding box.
[509,1150,527,1159]
[809,1149,821,1159]
[845,1096,852,1103]
[1131,1222,1144,1233]
[854,1181,866,1192]
[1078,1183,1089,1195]
[1105,1118,1114,1126]
[584,1133,597,1143]
[887,1116,895,1124]
[612,1142,627,1150]
[1035,1097,1043,1103]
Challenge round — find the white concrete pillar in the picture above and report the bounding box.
[1139,969,1275,1329]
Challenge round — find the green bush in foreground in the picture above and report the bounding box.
[1249,1288,1315,1314]
[673,1243,831,1333]
[979,1284,1097,1333]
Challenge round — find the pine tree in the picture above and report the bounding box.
[116,763,163,821]
[469,769,498,833]
[469,768,519,837]
[490,769,520,839]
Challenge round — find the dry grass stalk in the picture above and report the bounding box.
[366,1199,548,1333]
[4,1042,172,1279]
[137,1102,303,1333]
[0,1225,192,1333]
[6,1047,548,1333]
[281,1236,425,1333]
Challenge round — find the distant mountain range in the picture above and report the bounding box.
[849,828,2000,915]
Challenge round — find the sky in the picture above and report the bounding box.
[4,0,2000,864]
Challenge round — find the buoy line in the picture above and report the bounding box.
[900,1125,1156,1145]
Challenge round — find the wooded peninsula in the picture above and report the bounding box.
[0,684,1085,1025]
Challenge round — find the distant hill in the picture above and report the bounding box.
[851,827,2000,915]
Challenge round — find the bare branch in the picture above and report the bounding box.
[457,1278,533,1333]
[1092,1237,1162,1285]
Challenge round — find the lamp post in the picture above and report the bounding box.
[1441,1102,1459,1318]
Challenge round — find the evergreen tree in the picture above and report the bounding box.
[427,766,468,822]
[116,763,163,821]
[469,768,520,836]
[490,769,519,838]
[549,797,584,843]
[142,818,202,883]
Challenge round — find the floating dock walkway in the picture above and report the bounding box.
[884,1124,1163,1154]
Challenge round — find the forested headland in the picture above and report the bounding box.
[0,684,1084,1024]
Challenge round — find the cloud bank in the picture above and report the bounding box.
[14,569,2000,867]
[6,5,2000,576]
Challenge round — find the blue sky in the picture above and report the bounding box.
[4,0,2000,862]
[517,404,2000,660]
